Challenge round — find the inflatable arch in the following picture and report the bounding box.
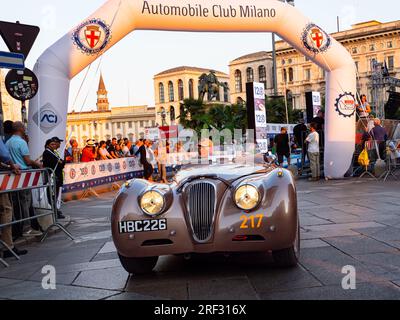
[28,0,357,179]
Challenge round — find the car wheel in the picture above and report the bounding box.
[118,254,159,274]
[272,225,300,267]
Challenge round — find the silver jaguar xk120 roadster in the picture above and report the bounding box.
[111,159,299,274]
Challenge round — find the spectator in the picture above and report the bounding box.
[274,127,291,166]
[42,137,66,220]
[124,138,132,153]
[312,111,325,132]
[3,120,13,143]
[81,140,97,162]
[65,139,80,163]
[6,121,43,238]
[98,141,113,160]
[146,140,156,179]
[131,140,144,159]
[293,119,308,150]
[0,139,28,258]
[136,139,153,180]
[121,140,131,157]
[356,94,372,119]
[156,140,168,183]
[115,143,124,158]
[107,138,120,159]
[370,118,388,160]
[306,123,320,181]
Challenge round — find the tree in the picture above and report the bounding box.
[265,96,302,124]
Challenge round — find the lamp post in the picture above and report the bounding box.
[272,0,295,96]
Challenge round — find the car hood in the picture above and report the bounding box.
[174,163,272,184]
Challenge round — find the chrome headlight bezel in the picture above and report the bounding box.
[233,183,261,212]
[138,189,166,217]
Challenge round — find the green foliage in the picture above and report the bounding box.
[265,96,302,124]
[178,99,247,134]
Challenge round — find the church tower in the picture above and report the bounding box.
[96,73,109,111]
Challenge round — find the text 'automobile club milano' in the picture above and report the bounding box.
[253,82,268,153]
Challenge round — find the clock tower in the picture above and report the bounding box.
[96,73,109,111]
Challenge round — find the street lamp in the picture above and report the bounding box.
[272,0,295,96]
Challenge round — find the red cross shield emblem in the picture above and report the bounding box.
[311,28,324,49]
[85,25,101,49]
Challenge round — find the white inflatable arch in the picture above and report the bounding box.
[29,0,356,179]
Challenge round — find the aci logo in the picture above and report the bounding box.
[32,103,62,134]
[72,19,112,55]
[301,23,331,54]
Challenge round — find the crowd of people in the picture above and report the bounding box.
[0,121,68,260]
[64,137,177,182]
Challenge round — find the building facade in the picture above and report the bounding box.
[275,20,400,110]
[228,51,274,104]
[154,66,230,126]
[67,75,155,146]
[0,69,23,122]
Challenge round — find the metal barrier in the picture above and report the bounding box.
[0,168,74,268]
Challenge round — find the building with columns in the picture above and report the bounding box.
[228,51,274,104]
[275,20,400,110]
[67,75,155,146]
[153,66,230,126]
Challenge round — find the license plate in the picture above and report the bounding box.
[119,219,167,234]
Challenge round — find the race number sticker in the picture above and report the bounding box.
[119,219,167,234]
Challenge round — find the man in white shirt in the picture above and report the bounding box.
[306,123,320,181]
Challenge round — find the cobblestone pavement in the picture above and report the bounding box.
[1,178,400,300]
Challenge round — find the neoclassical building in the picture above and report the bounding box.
[154,66,230,126]
[275,20,400,110]
[228,51,274,104]
[0,69,23,122]
[66,74,155,146]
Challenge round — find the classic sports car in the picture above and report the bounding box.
[111,160,299,274]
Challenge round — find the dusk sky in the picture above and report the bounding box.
[0,0,398,112]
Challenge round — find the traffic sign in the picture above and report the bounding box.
[5,68,38,101]
[0,51,25,70]
[0,21,40,59]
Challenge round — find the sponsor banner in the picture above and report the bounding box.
[312,91,321,118]
[251,82,268,153]
[63,158,141,187]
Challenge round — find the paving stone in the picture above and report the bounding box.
[73,267,128,290]
[301,216,332,226]
[259,282,400,300]
[0,278,22,288]
[28,271,80,285]
[323,236,397,255]
[301,239,331,249]
[0,280,117,300]
[356,226,400,243]
[301,229,360,240]
[305,222,385,232]
[0,260,48,281]
[189,277,258,300]
[300,247,392,285]
[125,281,188,300]
[98,241,116,254]
[246,266,322,294]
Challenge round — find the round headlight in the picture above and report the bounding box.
[140,191,165,216]
[234,184,260,211]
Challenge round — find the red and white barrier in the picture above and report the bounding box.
[0,171,44,192]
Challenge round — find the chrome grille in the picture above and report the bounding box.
[187,182,216,242]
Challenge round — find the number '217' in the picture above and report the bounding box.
[240,214,264,229]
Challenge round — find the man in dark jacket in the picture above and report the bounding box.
[42,137,66,220]
[274,127,291,166]
[135,139,153,180]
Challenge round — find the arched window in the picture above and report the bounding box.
[259,65,267,88]
[188,79,194,99]
[159,83,165,103]
[224,83,229,102]
[168,81,174,102]
[289,67,294,82]
[235,70,242,93]
[283,69,287,83]
[178,79,184,101]
[178,80,185,101]
[246,67,254,83]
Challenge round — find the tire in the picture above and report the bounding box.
[272,225,300,267]
[118,254,158,274]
